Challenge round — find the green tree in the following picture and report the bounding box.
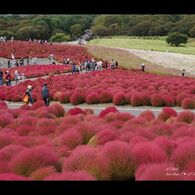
[49,33,71,42]
[91,25,109,36]
[70,24,82,39]
[166,32,188,47]
[189,26,195,38]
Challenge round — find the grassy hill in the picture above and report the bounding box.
[88,36,195,55]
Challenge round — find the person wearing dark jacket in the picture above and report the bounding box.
[0,70,3,86]
[41,83,49,106]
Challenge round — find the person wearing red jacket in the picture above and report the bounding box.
[5,71,11,86]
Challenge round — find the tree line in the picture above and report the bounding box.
[0,15,195,42]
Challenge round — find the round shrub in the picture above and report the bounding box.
[163,95,175,107]
[59,129,83,149]
[0,173,29,180]
[44,171,95,181]
[139,110,155,121]
[70,92,84,105]
[86,92,99,104]
[100,141,136,180]
[181,98,195,109]
[99,106,119,118]
[132,142,167,166]
[171,141,195,169]
[131,93,143,107]
[9,146,59,176]
[0,101,8,109]
[30,166,56,180]
[48,103,65,117]
[63,145,110,180]
[162,107,177,117]
[176,93,189,106]
[11,95,22,102]
[177,111,194,124]
[58,92,71,104]
[113,92,127,106]
[68,107,85,115]
[151,95,164,107]
[88,129,118,146]
[99,91,112,103]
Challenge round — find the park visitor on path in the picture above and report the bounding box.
[41,83,49,106]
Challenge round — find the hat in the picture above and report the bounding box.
[27,85,32,89]
[15,70,17,73]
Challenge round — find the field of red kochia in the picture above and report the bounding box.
[0,41,92,63]
[1,69,195,109]
[0,101,195,180]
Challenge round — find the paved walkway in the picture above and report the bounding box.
[6,101,195,116]
[0,57,60,68]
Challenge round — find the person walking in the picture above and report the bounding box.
[5,71,11,86]
[23,85,33,105]
[0,70,3,86]
[41,83,49,106]
[14,70,21,85]
[141,63,145,72]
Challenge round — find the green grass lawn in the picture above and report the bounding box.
[88,36,195,55]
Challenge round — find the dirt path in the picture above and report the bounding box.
[120,48,195,74]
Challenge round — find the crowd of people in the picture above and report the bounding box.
[69,58,119,74]
[0,69,25,86]
[26,38,52,45]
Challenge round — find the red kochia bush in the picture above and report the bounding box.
[100,141,136,180]
[17,116,37,127]
[16,125,35,136]
[176,93,189,106]
[139,110,155,121]
[59,129,83,149]
[63,145,109,180]
[131,93,143,107]
[162,107,177,117]
[177,111,194,124]
[30,166,56,180]
[68,107,85,115]
[47,103,65,117]
[171,141,195,169]
[0,173,29,181]
[58,92,71,103]
[0,114,14,128]
[0,133,14,148]
[86,92,99,104]
[9,146,59,176]
[158,112,170,121]
[151,95,164,107]
[132,142,167,166]
[76,122,97,144]
[11,95,22,102]
[88,129,118,146]
[99,91,113,103]
[181,98,195,109]
[83,108,94,115]
[135,163,182,180]
[44,171,95,180]
[163,95,175,107]
[0,100,8,109]
[99,106,119,118]
[31,100,45,110]
[70,92,84,105]
[113,92,127,106]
